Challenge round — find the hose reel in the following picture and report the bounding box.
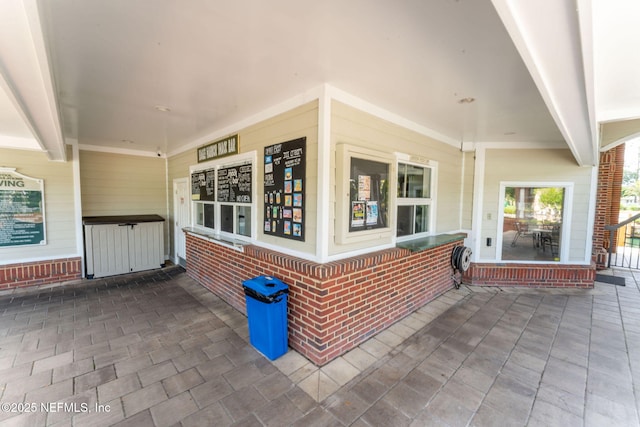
[451,245,472,289]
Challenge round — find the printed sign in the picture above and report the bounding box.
[0,168,46,247]
[197,134,239,163]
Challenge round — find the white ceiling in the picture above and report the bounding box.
[0,0,638,165]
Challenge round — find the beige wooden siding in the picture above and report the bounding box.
[329,100,463,256]
[0,147,78,262]
[79,150,168,255]
[461,151,475,230]
[80,151,167,216]
[482,148,593,262]
[242,101,318,255]
[167,101,319,256]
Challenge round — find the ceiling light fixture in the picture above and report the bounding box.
[121,139,134,144]
[457,97,475,104]
[154,105,171,112]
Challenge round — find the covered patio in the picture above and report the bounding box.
[0,268,638,426]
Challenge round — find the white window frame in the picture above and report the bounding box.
[193,200,216,230]
[189,151,257,242]
[496,181,573,263]
[395,156,437,242]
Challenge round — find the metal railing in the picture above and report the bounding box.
[605,213,640,268]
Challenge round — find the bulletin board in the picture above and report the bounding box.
[0,168,46,247]
[348,157,388,232]
[263,137,306,241]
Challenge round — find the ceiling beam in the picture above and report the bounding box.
[491,0,597,167]
[0,0,66,161]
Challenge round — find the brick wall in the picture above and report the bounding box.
[463,262,595,288]
[609,144,625,242]
[0,257,83,289]
[594,144,625,268]
[185,233,464,365]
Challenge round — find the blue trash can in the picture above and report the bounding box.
[242,275,289,360]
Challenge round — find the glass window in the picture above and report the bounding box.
[396,162,433,239]
[195,203,204,227]
[195,203,215,229]
[398,164,431,198]
[203,204,215,229]
[349,158,389,232]
[501,186,564,261]
[237,205,251,237]
[220,205,234,233]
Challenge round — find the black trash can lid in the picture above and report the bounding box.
[242,275,288,298]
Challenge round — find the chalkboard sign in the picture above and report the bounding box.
[0,168,46,247]
[264,137,306,241]
[217,163,252,203]
[191,168,216,201]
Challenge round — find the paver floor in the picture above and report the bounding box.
[0,266,639,426]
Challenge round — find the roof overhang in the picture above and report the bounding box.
[0,0,66,161]
[491,0,597,166]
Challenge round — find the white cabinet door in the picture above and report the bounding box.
[129,222,164,273]
[86,224,130,278]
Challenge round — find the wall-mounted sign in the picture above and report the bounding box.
[191,168,215,201]
[197,134,239,163]
[217,163,252,203]
[264,137,306,241]
[0,168,46,247]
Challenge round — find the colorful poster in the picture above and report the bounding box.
[351,201,365,227]
[366,201,379,225]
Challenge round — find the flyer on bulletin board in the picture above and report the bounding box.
[366,201,379,225]
[358,175,371,200]
[351,201,365,227]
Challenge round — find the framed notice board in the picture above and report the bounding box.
[264,137,306,241]
[0,168,46,247]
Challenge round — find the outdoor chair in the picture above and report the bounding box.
[540,225,560,257]
[510,221,533,247]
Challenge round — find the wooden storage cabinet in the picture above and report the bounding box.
[83,215,165,279]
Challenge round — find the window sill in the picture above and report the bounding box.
[182,227,246,252]
[396,233,466,252]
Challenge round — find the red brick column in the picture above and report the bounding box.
[593,144,625,268]
[610,144,625,246]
